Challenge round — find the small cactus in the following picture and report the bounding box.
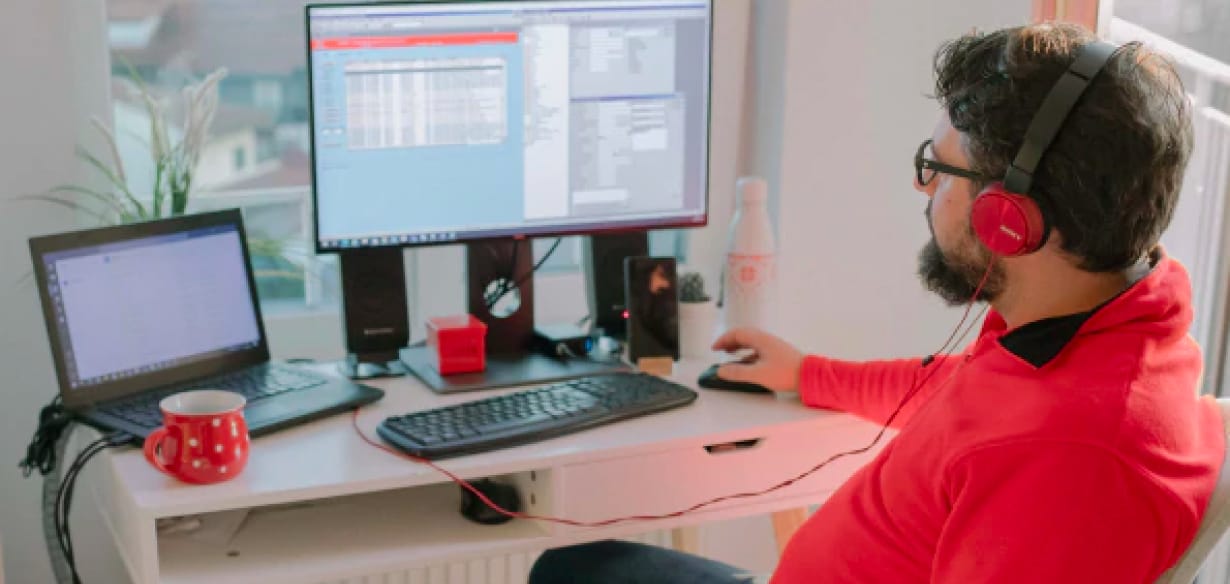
[679,271,710,303]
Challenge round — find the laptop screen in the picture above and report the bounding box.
[41,223,262,391]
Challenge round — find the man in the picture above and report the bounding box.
[529,22,1225,583]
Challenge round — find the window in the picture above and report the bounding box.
[232,146,247,172]
[107,0,332,312]
[532,230,687,273]
[1106,0,1230,397]
[1114,1,1230,69]
[253,79,284,111]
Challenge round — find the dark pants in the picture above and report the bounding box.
[528,540,757,584]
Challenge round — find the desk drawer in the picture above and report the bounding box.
[557,421,879,524]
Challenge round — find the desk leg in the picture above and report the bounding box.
[671,526,701,555]
[770,508,809,556]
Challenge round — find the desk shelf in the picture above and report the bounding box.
[157,481,553,584]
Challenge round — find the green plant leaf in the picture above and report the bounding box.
[247,234,289,250]
[253,269,307,281]
[116,54,151,92]
[76,145,148,219]
[170,172,191,216]
[14,194,117,226]
[151,157,166,218]
[28,185,129,217]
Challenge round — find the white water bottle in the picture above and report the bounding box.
[722,176,777,332]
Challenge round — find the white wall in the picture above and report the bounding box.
[756,0,1027,360]
[0,1,117,582]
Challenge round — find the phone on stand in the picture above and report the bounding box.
[623,256,680,362]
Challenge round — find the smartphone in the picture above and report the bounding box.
[623,256,680,362]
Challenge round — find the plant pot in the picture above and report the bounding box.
[679,300,720,360]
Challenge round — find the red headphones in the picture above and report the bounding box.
[969,40,1118,257]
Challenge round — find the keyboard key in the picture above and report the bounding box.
[99,364,330,429]
[474,413,554,436]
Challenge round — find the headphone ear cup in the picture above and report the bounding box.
[970,183,1047,257]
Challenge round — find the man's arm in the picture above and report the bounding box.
[799,353,963,428]
[712,327,966,427]
[932,441,1182,583]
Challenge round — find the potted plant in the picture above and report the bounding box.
[20,67,307,295]
[25,67,227,224]
[678,270,719,359]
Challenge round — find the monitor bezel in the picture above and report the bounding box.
[304,0,714,254]
[28,209,271,409]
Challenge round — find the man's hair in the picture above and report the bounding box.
[933,23,1192,272]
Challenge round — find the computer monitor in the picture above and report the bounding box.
[304,0,713,387]
[306,0,712,250]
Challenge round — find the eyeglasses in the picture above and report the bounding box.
[915,139,991,186]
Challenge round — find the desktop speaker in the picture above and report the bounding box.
[340,248,410,360]
[583,232,649,339]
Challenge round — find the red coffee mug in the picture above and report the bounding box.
[143,390,250,484]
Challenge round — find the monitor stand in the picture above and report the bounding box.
[400,237,628,394]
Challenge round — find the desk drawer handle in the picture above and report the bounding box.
[704,438,762,454]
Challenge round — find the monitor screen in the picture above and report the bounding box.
[39,224,262,390]
[306,0,712,250]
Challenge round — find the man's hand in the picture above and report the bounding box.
[711,328,805,392]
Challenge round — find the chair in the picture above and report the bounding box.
[1155,397,1230,584]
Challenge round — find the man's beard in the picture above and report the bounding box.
[918,204,1005,306]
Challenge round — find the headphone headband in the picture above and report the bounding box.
[1002,40,1118,195]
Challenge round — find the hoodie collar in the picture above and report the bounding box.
[985,248,1188,368]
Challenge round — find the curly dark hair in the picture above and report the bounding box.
[933,23,1192,272]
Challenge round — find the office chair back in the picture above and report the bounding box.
[1155,397,1230,584]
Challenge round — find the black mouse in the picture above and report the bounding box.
[460,479,521,525]
[697,364,773,394]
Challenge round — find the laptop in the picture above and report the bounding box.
[29,209,384,443]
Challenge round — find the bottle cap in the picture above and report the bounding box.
[736,176,768,205]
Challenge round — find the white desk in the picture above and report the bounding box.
[83,360,884,584]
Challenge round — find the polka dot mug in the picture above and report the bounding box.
[142,390,250,484]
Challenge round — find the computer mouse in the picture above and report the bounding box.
[697,364,774,394]
[459,479,521,525]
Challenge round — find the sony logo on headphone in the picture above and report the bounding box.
[998,225,1023,241]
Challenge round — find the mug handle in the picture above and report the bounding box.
[143,427,172,475]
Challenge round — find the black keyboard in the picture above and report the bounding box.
[101,364,328,429]
[377,373,698,459]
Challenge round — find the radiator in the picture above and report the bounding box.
[1164,105,1230,394]
[326,531,673,584]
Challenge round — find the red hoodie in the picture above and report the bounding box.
[772,251,1225,583]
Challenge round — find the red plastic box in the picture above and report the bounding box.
[426,315,487,375]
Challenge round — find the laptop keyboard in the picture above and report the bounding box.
[102,364,328,429]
